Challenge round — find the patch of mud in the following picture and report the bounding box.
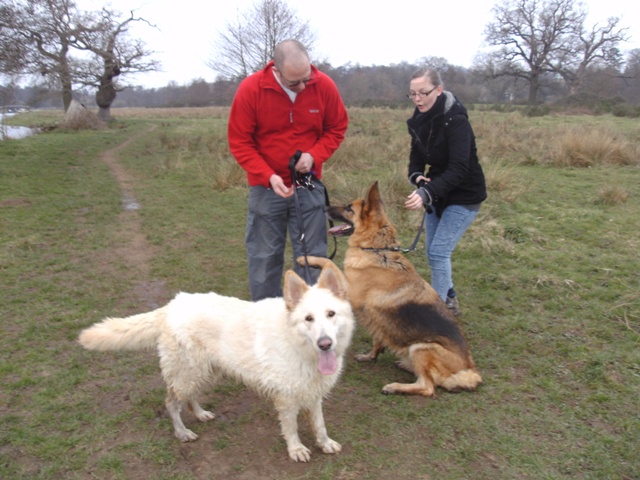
[99,125,170,309]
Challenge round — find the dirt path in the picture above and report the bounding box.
[99,126,170,310]
[93,128,319,478]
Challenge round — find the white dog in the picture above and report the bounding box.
[78,260,354,462]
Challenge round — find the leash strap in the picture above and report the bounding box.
[400,210,427,253]
[289,150,313,284]
[324,186,337,260]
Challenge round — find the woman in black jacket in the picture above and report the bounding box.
[404,68,487,316]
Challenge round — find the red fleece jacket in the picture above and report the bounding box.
[227,61,348,187]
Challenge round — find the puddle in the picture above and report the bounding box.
[0,113,40,140]
[122,192,140,211]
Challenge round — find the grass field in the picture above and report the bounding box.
[1,106,639,479]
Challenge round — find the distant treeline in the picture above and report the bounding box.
[3,61,640,111]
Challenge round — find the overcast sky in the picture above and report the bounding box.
[81,0,640,89]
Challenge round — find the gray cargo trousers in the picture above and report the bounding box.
[245,181,327,301]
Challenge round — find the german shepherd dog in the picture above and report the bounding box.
[79,260,354,462]
[303,181,481,397]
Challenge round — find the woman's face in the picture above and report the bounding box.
[409,76,441,113]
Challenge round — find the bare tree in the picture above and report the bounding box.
[0,0,159,114]
[478,0,631,104]
[208,0,316,80]
[480,0,584,104]
[1,0,85,111]
[74,8,160,121]
[621,49,640,103]
[549,17,629,95]
[0,1,28,76]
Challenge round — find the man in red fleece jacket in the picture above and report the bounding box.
[228,39,348,301]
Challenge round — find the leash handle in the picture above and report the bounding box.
[289,150,302,181]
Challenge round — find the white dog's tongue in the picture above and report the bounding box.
[318,350,337,375]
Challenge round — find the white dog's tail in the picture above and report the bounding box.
[78,307,167,352]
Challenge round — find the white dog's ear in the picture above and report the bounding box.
[284,270,308,310]
[318,261,349,300]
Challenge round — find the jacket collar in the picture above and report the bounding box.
[260,60,320,90]
[408,91,459,126]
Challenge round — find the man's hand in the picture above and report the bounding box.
[294,152,314,174]
[270,174,294,198]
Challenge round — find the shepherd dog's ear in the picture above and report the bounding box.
[363,181,384,218]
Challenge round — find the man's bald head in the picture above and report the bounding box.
[273,39,310,72]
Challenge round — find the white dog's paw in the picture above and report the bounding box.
[319,438,342,454]
[288,444,312,462]
[175,428,199,442]
[195,410,215,422]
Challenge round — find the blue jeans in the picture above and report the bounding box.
[424,205,479,301]
[245,184,327,301]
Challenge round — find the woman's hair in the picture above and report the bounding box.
[411,67,443,88]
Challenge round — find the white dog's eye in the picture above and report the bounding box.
[305,315,313,322]
[327,311,335,318]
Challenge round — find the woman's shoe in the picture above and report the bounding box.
[446,295,461,316]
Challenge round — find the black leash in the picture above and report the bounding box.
[397,182,430,253]
[324,189,338,261]
[402,211,427,253]
[289,150,314,285]
[288,151,339,283]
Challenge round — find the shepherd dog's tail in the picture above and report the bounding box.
[441,368,483,392]
[297,255,334,270]
[78,307,168,352]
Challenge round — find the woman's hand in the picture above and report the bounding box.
[405,176,431,210]
[405,190,425,210]
[414,174,429,186]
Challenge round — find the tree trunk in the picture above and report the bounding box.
[62,83,73,112]
[97,104,112,122]
[95,66,119,122]
[528,71,540,105]
[60,61,74,112]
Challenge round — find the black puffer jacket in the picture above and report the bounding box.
[407,91,487,216]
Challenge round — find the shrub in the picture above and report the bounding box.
[596,186,630,205]
[521,105,550,117]
[553,127,636,167]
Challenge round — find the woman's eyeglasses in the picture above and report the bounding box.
[407,86,437,99]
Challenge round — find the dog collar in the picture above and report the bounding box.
[360,246,403,252]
